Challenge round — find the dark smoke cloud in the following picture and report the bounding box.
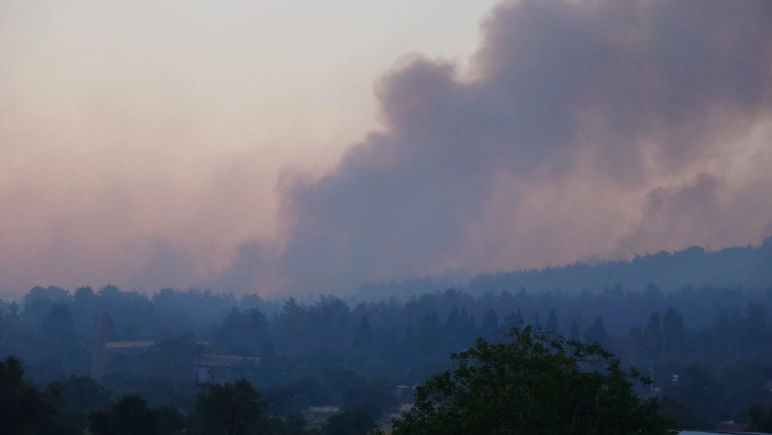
[219,0,772,295]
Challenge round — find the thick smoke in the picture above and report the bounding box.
[220,0,772,294]
[2,0,771,295]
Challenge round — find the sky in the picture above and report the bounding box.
[1,0,771,296]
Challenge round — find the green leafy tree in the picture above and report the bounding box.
[392,326,675,435]
[417,312,442,356]
[156,405,188,435]
[504,308,523,330]
[584,316,613,351]
[190,379,271,435]
[569,321,581,342]
[0,356,68,434]
[546,309,559,336]
[645,312,664,360]
[324,407,383,435]
[341,381,397,419]
[658,396,709,430]
[662,307,684,358]
[280,375,330,409]
[89,395,159,435]
[480,310,500,341]
[749,403,772,432]
[40,303,75,339]
[627,326,646,367]
[352,316,375,348]
[266,414,321,435]
[214,308,271,355]
[60,375,111,413]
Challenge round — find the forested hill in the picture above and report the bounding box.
[357,236,772,299]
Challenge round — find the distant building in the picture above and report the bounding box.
[89,331,213,381]
[105,341,155,349]
[87,314,261,385]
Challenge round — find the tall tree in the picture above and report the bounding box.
[324,406,382,435]
[0,356,62,434]
[569,321,581,342]
[628,326,646,367]
[546,309,559,335]
[445,306,462,335]
[417,312,442,356]
[89,395,159,435]
[662,307,684,358]
[504,308,523,330]
[190,379,271,435]
[584,316,613,351]
[742,302,769,354]
[40,303,75,339]
[60,375,111,413]
[645,312,664,361]
[480,310,499,341]
[402,311,414,345]
[749,404,772,432]
[352,316,375,348]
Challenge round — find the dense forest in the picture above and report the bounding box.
[357,236,772,298]
[2,240,772,433]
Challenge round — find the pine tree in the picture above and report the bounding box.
[504,308,523,330]
[645,312,663,360]
[662,307,684,358]
[546,309,559,335]
[569,322,581,342]
[352,315,374,348]
[481,310,500,340]
[584,317,613,351]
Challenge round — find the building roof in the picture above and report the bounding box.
[196,354,261,369]
[105,341,155,349]
[104,340,210,349]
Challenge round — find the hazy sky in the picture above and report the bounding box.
[1,0,771,295]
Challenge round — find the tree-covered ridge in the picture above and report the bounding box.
[358,236,772,298]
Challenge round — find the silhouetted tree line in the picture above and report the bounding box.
[358,237,772,298]
[0,354,384,434]
[3,243,772,431]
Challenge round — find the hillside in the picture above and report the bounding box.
[357,236,772,299]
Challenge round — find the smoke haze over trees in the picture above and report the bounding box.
[3,242,772,431]
[1,0,771,295]
[218,0,772,295]
[356,237,772,299]
[2,238,772,431]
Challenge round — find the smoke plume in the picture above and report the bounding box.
[219,0,772,295]
[2,0,772,295]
